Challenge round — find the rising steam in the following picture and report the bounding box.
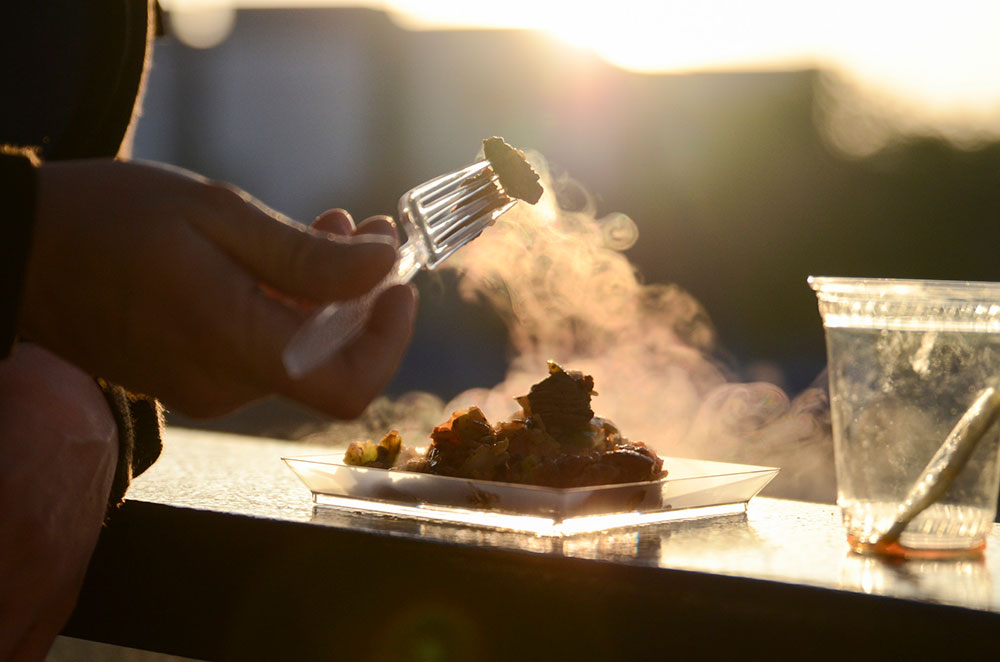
[440,152,834,502]
[306,151,835,502]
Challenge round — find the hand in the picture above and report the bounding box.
[0,343,118,661]
[19,159,417,418]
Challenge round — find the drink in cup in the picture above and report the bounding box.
[810,276,1000,557]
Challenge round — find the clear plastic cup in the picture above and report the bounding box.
[810,276,1000,558]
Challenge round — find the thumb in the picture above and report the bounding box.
[188,184,397,302]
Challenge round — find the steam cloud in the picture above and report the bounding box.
[308,151,836,502]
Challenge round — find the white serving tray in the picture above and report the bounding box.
[284,452,778,536]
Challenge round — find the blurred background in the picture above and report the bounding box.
[144,1,1000,435]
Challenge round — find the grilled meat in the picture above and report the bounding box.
[483,136,543,205]
[344,363,665,487]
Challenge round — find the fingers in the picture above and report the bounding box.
[312,209,355,235]
[162,240,417,420]
[128,207,413,419]
[354,215,398,246]
[258,211,363,310]
[223,217,411,418]
[22,159,417,422]
[312,211,398,246]
[150,234,303,416]
[190,187,397,303]
[276,284,418,418]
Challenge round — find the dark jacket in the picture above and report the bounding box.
[1,0,163,514]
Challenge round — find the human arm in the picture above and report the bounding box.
[0,154,417,661]
[18,158,417,419]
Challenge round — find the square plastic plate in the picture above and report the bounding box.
[283,453,778,536]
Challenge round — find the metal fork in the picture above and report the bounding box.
[282,160,517,379]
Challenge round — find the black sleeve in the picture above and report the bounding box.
[100,380,164,519]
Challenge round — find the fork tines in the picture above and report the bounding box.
[413,160,515,262]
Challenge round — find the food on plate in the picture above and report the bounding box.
[344,362,666,487]
[482,136,544,205]
[342,429,403,469]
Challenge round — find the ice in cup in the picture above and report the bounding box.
[810,276,1000,557]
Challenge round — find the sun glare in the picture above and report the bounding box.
[386,0,1000,148]
[161,0,1000,144]
[540,2,815,73]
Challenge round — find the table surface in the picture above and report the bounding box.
[66,427,1000,659]
[132,427,1000,613]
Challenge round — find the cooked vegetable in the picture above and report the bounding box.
[343,429,402,469]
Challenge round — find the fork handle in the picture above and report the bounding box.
[281,242,422,379]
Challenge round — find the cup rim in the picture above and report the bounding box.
[808,276,1000,302]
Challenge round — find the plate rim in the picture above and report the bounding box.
[281,452,780,494]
